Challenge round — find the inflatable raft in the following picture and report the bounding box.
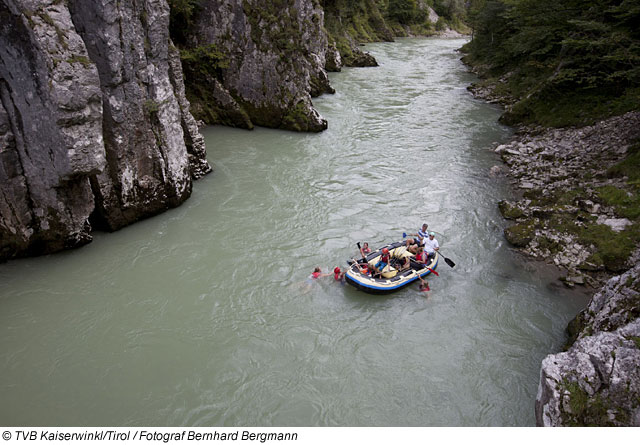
[345,241,439,294]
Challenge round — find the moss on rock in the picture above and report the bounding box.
[498,200,524,220]
[504,222,535,247]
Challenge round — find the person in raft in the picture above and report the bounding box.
[413,245,428,265]
[371,248,391,277]
[351,259,371,275]
[405,223,429,248]
[397,253,411,271]
[423,232,440,260]
[359,242,372,258]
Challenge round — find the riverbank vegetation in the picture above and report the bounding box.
[463,1,640,289]
[322,0,470,57]
[461,0,640,128]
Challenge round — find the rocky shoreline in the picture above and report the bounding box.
[536,264,640,426]
[492,112,640,288]
[468,80,640,425]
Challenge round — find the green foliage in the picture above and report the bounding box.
[560,379,627,426]
[504,221,535,247]
[281,101,311,131]
[179,44,229,80]
[178,43,231,123]
[143,99,160,116]
[462,0,640,126]
[167,0,202,45]
[387,0,427,25]
[607,140,640,183]
[501,87,640,127]
[551,213,640,273]
[242,0,304,55]
[498,200,524,219]
[596,185,640,220]
[323,0,395,43]
[432,0,467,25]
[66,54,92,68]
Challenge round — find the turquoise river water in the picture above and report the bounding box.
[0,38,590,426]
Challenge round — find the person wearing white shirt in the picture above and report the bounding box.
[423,232,439,260]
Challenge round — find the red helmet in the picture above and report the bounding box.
[382,248,389,255]
[334,267,341,274]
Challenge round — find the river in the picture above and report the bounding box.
[0,38,589,426]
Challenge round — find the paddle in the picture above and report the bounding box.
[438,252,455,268]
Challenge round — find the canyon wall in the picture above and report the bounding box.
[0,0,211,261]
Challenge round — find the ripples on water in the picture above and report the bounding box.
[0,38,590,426]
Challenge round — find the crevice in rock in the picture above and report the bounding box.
[87,175,110,232]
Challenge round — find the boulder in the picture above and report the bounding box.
[504,222,535,247]
[537,265,640,426]
[536,320,640,426]
[596,216,633,233]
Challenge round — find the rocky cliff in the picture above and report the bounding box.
[536,263,640,426]
[0,0,210,261]
[177,0,333,132]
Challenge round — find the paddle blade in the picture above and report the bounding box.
[444,256,455,268]
[402,232,407,238]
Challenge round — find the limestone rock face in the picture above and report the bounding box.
[0,0,105,258]
[325,42,342,72]
[68,0,210,230]
[536,264,640,426]
[188,0,330,132]
[577,263,640,342]
[0,0,210,260]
